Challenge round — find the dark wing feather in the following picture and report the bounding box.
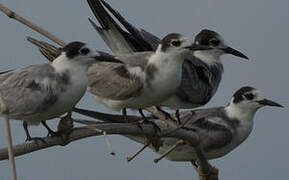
[181,109,233,152]
[176,58,223,106]
[88,0,158,55]
[87,0,137,55]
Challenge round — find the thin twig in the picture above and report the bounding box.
[0,4,66,47]
[153,139,185,163]
[4,114,17,180]
[127,141,150,162]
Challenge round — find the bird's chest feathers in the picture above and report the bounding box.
[56,70,88,109]
[234,120,253,144]
[145,54,183,94]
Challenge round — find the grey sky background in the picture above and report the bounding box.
[0,0,288,179]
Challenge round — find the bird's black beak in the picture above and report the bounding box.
[222,46,249,60]
[94,55,123,64]
[257,99,283,107]
[187,44,212,51]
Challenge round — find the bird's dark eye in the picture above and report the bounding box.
[80,47,90,55]
[209,39,220,46]
[171,40,181,47]
[244,93,254,100]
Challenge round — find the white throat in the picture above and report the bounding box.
[51,53,87,73]
[193,50,221,66]
[225,102,257,122]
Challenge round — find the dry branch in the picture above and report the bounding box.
[0,121,199,161]
[0,4,66,47]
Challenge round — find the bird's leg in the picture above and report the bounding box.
[175,109,181,125]
[154,139,186,163]
[155,107,176,121]
[138,109,148,122]
[138,109,161,135]
[41,121,57,136]
[122,108,128,122]
[127,109,162,161]
[23,121,46,144]
[191,160,198,168]
[127,140,151,162]
[23,121,31,141]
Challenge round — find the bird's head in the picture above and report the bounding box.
[158,33,211,55]
[59,41,122,67]
[228,86,283,113]
[193,29,249,65]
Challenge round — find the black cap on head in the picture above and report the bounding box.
[62,41,86,59]
[194,29,220,45]
[233,86,255,103]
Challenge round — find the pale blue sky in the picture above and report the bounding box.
[0,0,288,179]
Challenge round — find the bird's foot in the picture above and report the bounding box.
[138,109,161,136]
[47,130,63,137]
[175,110,182,125]
[156,107,176,122]
[139,119,161,137]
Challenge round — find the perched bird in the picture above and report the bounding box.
[125,86,283,162]
[0,41,121,141]
[87,0,249,121]
[87,33,210,119]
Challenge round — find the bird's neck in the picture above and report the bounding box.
[51,54,87,74]
[148,50,185,67]
[224,103,257,123]
[193,50,222,66]
[225,103,256,147]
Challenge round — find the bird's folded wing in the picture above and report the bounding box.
[175,58,216,106]
[182,110,233,152]
[116,52,152,68]
[0,70,14,84]
[88,62,143,100]
[0,64,60,116]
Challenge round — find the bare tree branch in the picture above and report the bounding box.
[0,121,199,161]
[73,108,219,180]
[0,4,66,47]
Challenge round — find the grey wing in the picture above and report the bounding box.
[88,0,159,55]
[0,64,59,116]
[182,110,233,152]
[0,70,14,84]
[175,58,217,106]
[116,52,152,68]
[88,63,143,100]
